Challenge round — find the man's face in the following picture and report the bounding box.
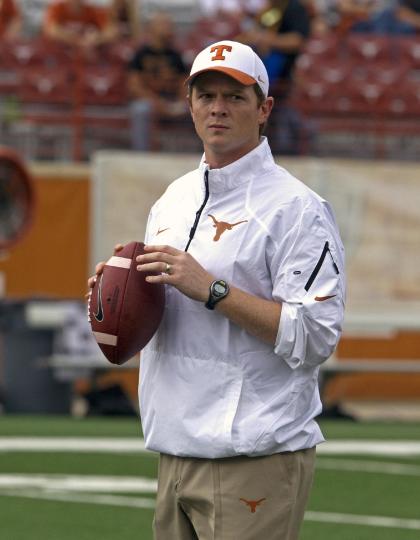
[189,71,273,167]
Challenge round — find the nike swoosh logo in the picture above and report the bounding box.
[156,227,170,235]
[94,274,104,322]
[314,295,336,302]
[257,75,265,83]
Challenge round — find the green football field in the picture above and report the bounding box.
[1,415,420,540]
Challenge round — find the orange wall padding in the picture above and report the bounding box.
[0,169,90,299]
[325,332,420,400]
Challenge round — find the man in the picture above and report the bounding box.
[351,0,420,33]
[239,0,311,86]
[89,40,345,539]
[0,0,21,39]
[43,0,117,51]
[127,12,188,150]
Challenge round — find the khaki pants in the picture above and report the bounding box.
[153,447,315,540]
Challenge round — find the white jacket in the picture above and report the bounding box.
[139,138,345,458]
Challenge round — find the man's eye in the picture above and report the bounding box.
[231,95,243,101]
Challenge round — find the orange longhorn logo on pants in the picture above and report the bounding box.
[208,214,248,241]
[239,498,267,513]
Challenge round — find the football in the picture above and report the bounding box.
[88,241,165,365]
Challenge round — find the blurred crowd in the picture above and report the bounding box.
[0,0,419,157]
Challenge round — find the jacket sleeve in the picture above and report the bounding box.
[269,201,346,369]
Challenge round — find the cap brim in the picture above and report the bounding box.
[186,66,256,87]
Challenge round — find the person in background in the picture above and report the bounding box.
[239,0,311,89]
[110,0,140,40]
[351,0,420,34]
[43,0,118,51]
[127,11,188,151]
[0,0,21,39]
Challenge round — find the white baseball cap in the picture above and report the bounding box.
[187,40,269,98]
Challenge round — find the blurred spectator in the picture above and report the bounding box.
[43,0,118,51]
[127,12,188,151]
[351,0,420,33]
[0,0,21,39]
[310,0,387,35]
[110,0,141,39]
[239,0,311,88]
[198,0,267,19]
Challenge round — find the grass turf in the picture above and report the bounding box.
[1,416,420,540]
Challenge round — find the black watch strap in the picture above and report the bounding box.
[205,280,230,310]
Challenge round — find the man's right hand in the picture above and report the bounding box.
[85,243,124,298]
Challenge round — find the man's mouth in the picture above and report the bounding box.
[209,124,228,129]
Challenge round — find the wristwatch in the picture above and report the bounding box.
[205,280,230,310]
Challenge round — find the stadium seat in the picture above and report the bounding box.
[398,36,420,68]
[0,38,70,69]
[346,34,394,63]
[18,67,74,105]
[383,80,420,118]
[302,35,341,60]
[104,39,137,66]
[181,15,242,66]
[79,65,128,106]
[351,61,411,88]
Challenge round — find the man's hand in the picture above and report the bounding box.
[85,243,124,299]
[136,244,214,303]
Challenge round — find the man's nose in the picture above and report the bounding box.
[210,96,227,116]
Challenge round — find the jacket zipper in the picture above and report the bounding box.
[304,241,339,292]
[184,169,210,252]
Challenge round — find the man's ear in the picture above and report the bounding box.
[260,96,274,124]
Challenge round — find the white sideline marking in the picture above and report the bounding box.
[1,485,420,531]
[0,474,157,493]
[2,438,420,456]
[304,511,420,531]
[0,489,156,509]
[0,438,148,453]
[318,440,420,457]
[316,458,420,476]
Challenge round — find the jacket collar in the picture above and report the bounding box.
[198,137,276,193]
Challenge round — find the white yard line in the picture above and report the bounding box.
[0,488,156,509]
[1,438,420,456]
[1,486,420,531]
[0,438,148,453]
[304,511,420,531]
[318,440,420,457]
[0,474,157,492]
[316,458,420,476]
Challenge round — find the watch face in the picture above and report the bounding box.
[214,282,226,296]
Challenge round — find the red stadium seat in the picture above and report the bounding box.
[351,61,411,87]
[80,66,128,106]
[398,37,420,68]
[302,35,341,60]
[104,40,137,67]
[383,80,420,117]
[0,38,70,68]
[18,67,74,105]
[346,34,394,63]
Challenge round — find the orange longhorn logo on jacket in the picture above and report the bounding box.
[239,498,267,513]
[208,214,248,241]
[210,44,232,61]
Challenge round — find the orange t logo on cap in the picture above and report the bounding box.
[210,44,232,61]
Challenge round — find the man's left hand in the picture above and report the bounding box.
[136,245,214,303]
